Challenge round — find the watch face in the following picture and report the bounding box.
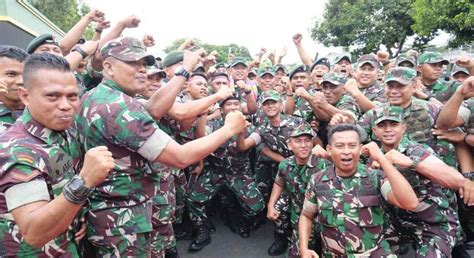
[69,178,83,191]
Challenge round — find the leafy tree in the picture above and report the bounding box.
[310,0,432,58]
[164,38,252,63]
[28,0,95,39]
[411,0,473,48]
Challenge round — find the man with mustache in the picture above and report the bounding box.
[0,46,28,134]
[371,105,474,257]
[0,53,115,257]
[76,37,247,256]
[267,123,327,257]
[299,124,419,257]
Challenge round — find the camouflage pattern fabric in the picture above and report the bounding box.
[359,80,386,107]
[0,103,23,134]
[335,95,361,120]
[422,79,460,103]
[292,88,318,122]
[0,109,81,257]
[303,164,394,257]
[358,98,457,167]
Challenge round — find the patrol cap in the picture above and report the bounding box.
[248,68,258,77]
[193,63,205,73]
[219,94,240,107]
[396,53,417,67]
[333,53,351,64]
[418,52,449,65]
[357,54,380,69]
[310,57,330,71]
[384,67,417,85]
[162,51,183,68]
[146,64,166,78]
[289,65,308,80]
[274,64,288,75]
[260,90,282,104]
[321,72,347,86]
[259,66,275,77]
[26,33,59,54]
[451,65,469,76]
[374,106,403,125]
[290,123,316,138]
[215,62,226,69]
[229,57,247,68]
[100,37,155,66]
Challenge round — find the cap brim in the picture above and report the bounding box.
[425,59,449,65]
[259,72,274,77]
[322,80,343,86]
[375,117,401,125]
[384,78,412,85]
[397,60,416,67]
[290,132,315,138]
[114,53,156,66]
[147,69,166,77]
[261,97,280,104]
[231,62,247,67]
[358,61,378,68]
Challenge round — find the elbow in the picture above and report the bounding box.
[23,233,49,248]
[402,198,420,212]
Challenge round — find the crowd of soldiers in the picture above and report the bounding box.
[0,9,473,258]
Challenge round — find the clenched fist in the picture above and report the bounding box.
[224,111,247,135]
[79,146,115,188]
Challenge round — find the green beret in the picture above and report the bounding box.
[163,51,184,68]
[26,33,59,54]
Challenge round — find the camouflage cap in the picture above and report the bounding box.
[310,57,331,71]
[229,57,247,68]
[162,51,184,68]
[101,37,155,66]
[26,33,59,54]
[259,66,275,77]
[290,123,316,138]
[321,72,347,86]
[451,65,469,76]
[357,54,380,69]
[374,106,403,125]
[289,65,308,80]
[260,90,282,104]
[146,64,166,78]
[215,62,226,69]
[384,67,417,85]
[418,52,449,65]
[333,53,351,64]
[248,68,258,77]
[396,53,417,67]
[275,64,288,75]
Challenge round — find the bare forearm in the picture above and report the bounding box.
[262,147,285,163]
[91,31,101,41]
[245,93,257,114]
[416,157,465,190]
[146,76,186,119]
[456,142,474,173]
[436,91,464,129]
[14,196,82,247]
[99,22,125,48]
[169,95,220,121]
[195,115,208,138]
[295,45,312,66]
[268,183,284,209]
[60,17,91,54]
[351,91,376,113]
[65,52,84,71]
[379,157,418,210]
[284,97,295,115]
[298,212,314,251]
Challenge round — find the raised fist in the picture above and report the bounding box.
[79,146,115,188]
[292,33,303,45]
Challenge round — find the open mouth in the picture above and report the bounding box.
[340,157,353,166]
[340,69,347,73]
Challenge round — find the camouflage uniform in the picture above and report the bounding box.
[275,152,328,257]
[418,52,460,103]
[76,36,167,257]
[0,109,81,257]
[0,102,23,134]
[187,118,264,225]
[303,163,394,257]
[359,80,386,107]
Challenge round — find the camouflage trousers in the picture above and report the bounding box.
[254,160,279,199]
[86,200,153,257]
[0,216,79,257]
[187,168,264,225]
[394,202,460,257]
[273,193,292,237]
[172,168,187,224]
[287,220,321,258]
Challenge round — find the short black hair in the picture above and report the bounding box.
[23,53,71,88]
[211,72,229,82]
[327,123,362,144]
[190,72,208,81]
[0,45,29,62]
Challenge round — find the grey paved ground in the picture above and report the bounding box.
[177,215,284,258]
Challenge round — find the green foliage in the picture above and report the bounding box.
[411,0,473,48]
[311,0,432,57]
[163,38,252,63]
[28,0,94,39]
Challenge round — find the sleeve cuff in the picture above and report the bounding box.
[380,180,392,201]
[249,132,261,146]
[5,180,50,211]
[138,128,172,161]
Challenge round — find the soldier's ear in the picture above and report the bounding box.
[18,86,29,106]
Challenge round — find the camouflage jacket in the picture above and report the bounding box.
[292,88,317,122]
[303,163,393,256]
[423,79,460,103]
[358,98,456,167]
[0,102,23,134]
[465,98,474,134]
[275,155,327,225]
[335,95,361,120]
[0,109,81,257]
[360,80,386,106]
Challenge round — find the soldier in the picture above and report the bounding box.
[0,53,115,257]
[343,54,386,113]
[257,66,276,93]
[371,105,474,256]
[0,45,28,134]
[451,65,470,83]
[298,124,419,257]
[332,53,352,78]
[237,90,309,256]
[267,123,327,257]
[76,37,246,256]
[187,95,265,252]
[358,67,465,167]
[396,53,417,69]
[227,56,258,115]
[309,58,331,90]
[417,51,463,103]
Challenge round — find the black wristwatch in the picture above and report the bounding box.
[463,171,474,180]
[72,46,88,59]
[407,156,422,171]
[174,66,190,80]
[63,175,93,204]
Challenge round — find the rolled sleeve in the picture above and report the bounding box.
[137,128,172,161]
[5,179,50,211]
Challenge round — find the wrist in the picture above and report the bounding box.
[63,175,94,204]
[95,27,103,33]
[72,46,88,59]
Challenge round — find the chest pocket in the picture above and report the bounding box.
[47,148,75,198]
[404,107,434,142]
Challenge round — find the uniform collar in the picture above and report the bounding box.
[290,155,315,168]
[102,79,126,94]
[20,108,64,145]
[396,136,410,153]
